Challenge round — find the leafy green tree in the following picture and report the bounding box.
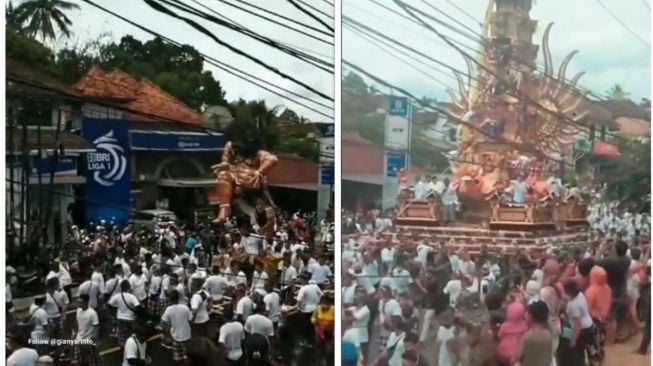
[278,108,301,123]
[343,71,369,94]
[606,84,630,101]
[601,138,650,212]
[9,0,80,42]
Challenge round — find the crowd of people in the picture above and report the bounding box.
[6,210,335,366]
[341,207,650,366]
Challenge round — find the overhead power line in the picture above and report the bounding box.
[188,0,333,72]
[443,0,484,29]
[78,0,334,118]
[595,0,650,47]
[392,0,635,147]
[213,0,333,39]
[286,0,334,33]
[141,0,333,101]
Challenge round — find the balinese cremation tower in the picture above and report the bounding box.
[448,0,588,205]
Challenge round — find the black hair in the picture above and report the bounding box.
[120,279,131,292]
[631,248,642,261]
[404,332,419,344]
[577,258,595,277]
[615,241,628,257]
[563,279,580,297]
[169,289,180,303]
[402,350,419,362]
[528,300,549,324]
[79,293,90,302]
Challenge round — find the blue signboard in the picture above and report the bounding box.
[386,152,406,178]
[130,131,226,151]
[320,165,334,185]
[82,118,131,227]
[388,96,409,117]
[31,156,77,175]
[316,123,334,138]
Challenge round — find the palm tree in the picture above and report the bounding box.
[10,0,79,42]
[606,84,630,101]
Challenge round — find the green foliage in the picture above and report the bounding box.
[278,108,301,123]
[9,0,80,41]
[606,84,630,101]
[6,27,55,70]
[342,71,369,94]
[600,138,650,211]
[278,137,319,162]
[227,99,280,150]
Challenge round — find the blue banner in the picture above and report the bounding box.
[315,123,334,138]
[320,165,334,185]
[386,152,406,178]
[130,131,226,151]
[31,156,77,175]
[82,118,131,227]
[388,96,409,117]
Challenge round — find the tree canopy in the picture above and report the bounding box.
[600,138,650,212]
[8,0,80,42]
[606,84,630,101]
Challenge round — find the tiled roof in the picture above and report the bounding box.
[267,153,318,185]
[615,117,651,136]
[73,66,202,124]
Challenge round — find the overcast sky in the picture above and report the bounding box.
[343,0,651,103]
[63,0,334,121]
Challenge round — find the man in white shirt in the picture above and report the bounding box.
[245,305,275,342]
[29,296,49,355]
[204,265,229,301]
[235,284,254,323]
[78,272,101,310]
[414,176,429,200]
[219,319,245,363]
[391,262,414,295]
[123,327,149,366]
[240,224,266,257]
[74,294,102,365]
[7,333,39,366]
[128,266,148,303]
[147,267,163,317]
[189,278,211,338]
[310,257,333,284]
[297,277,323,346]
[44,278,69,340]
[278,256,298,289]
[161,289,192,364]
[108,280,141,346]
[250,262,269,296]
[262,283,281,329]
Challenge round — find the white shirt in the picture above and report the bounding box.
[161,304,192,342]
[251,271,269,292]
[342,328,359,347]
[391,267,413,294]
[362,261,380,286]
[6,284,12,303]
[129,273,148,301]
[245,314,275,338]
[149,276,163,296]
[443,279,462,308]
[109,292,140,321]
[236,296,254,320]
[76,307,99,340]
[219,321,245,361]
[566,293,594,329]
[241,235,264,255]
[30,307,49,340]
[311,265,332,284]
[204,275,229,300]
[58,263,73,287]
[190,290,210,324]
[342,284,357,305]
[44,291,69,318]
[459,260,476,278]
[350,305,370,343]
[416,244,432,263]
[122,336,147,366]
[46,271,60,289]
[386,331,406,366]
[91,271,105,294]
[378,298,402,324]
[105,276,123,297]
[6,348,39,366]
[437,326,456,366]
[297,284,322,313]
[381,248,395,265]
[279,265,298,287]
[263,292,281,322]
